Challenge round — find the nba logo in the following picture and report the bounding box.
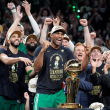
[62,79,67,93]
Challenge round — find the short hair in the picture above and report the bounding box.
[74,42,85,51]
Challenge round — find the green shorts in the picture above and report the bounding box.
[0,96,20,110]
[34,89,66,110]
[20,103,25,110]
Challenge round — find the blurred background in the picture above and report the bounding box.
[0,0,110,50]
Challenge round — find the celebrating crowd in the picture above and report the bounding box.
[0,0,110,110]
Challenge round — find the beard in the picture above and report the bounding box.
[11,41,20,48]
[26,44,37,52]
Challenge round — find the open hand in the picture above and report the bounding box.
[22,0,31,16]
[90,55,98,68]
[61,22,68,30]
[19,57,32,66]
[53,16,60,26]
[17,5,23,19]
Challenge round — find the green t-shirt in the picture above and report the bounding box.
[18,43,27,54]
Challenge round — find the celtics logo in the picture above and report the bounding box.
[11,64,15,70]
[54,56,60,69]
[9,64,18,83]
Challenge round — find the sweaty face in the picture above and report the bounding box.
[9,34,20,48]
[62,39,70,48]
[51,31,64,46]
[26,37,37,52]
[91,49,102,60]
[74,45,86,62]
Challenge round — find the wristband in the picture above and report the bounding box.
[83,25,88,27]
[11,4,16,13]
[27,70,33,77]
[11,8,16,13]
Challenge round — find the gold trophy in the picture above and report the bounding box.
[57,59,82,109]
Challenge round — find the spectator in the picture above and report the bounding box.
[95,38,109,53]
[89,8,103,31]
[88,46,105,106]
[80,0,92,19]
[74,43,93,107]
[3,9,12,27]
[38,6,54,24]
[90,54,110,106]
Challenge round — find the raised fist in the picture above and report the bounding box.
[79,19,87,26]
[44,18,53,25]
[7,2,15,10]
[41,40,50,52]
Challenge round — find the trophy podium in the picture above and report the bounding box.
[57,59,82,109]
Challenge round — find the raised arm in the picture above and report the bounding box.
[90,32,96,47]
[81,44,91,73]
[39,18,52,44]
[22,0,40,38]
[7,2,18,21]
[34,41,50,72]
[80,19,91,45]
[5,6,23,46]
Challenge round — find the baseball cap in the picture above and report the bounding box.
[25,34,38,44]
[17,23,24,30]
[47,32,51,38]
[63,34,70,42]
[50,26,66,34]
[7,30,22,40]
[91,46,102,53]
[28,78,38,93]
[0,25,3,34]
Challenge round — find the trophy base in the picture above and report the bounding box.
[57,103,82,109]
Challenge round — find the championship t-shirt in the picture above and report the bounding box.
[34,45,75,94]
[0,48,28,99]
[88,62,105,105]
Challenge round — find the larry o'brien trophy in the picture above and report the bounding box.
[57,59,82,109]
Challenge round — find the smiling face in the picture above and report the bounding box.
[74,45,86,62]
[50,31,64,48]
[8,33,21,48]
[62,39,70,48]
[26,37,37,52]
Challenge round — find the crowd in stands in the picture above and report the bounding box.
[0,0,110,110]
